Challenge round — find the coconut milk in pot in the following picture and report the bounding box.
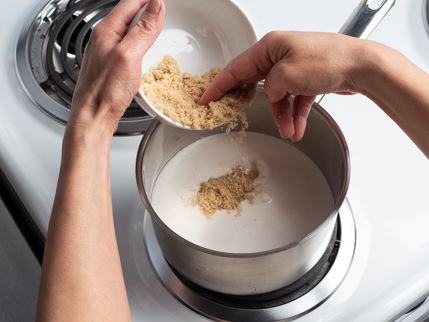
[150,131,335,253]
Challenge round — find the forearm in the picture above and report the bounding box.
[356,40,429,158]
[36,121,131,321]
[34,0,164,320]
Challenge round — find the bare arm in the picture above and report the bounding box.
[201,31,429,158]
[35,0,165,321]
[356,42,429,159]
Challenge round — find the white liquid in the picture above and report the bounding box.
[151,132,334,253]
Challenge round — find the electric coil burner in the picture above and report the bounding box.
[16,0,153,135]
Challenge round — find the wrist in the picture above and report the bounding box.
[348,38,397,97]
[69,89,126,135]
[63,109,114,158]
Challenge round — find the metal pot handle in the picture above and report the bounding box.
[339,0,395,39]
[317,0,395,103]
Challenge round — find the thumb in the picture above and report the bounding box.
[125,0,165,57]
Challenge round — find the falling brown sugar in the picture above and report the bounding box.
[188,160,260,219]
[141,55,256,130]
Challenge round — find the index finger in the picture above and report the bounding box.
[199,67,244,105]
[200,40,273,105]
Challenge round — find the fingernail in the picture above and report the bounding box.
[146,0,161,15]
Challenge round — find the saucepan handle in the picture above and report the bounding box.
[317,0,395,103]
[339,0,396,39]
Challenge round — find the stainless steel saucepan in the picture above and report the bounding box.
[136,0,394,296]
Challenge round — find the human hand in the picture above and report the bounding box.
[69,0,165,136]
[201,31,366,141]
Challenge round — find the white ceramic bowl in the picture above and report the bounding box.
[132,0,258,129]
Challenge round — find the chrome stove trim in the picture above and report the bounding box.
[141,199,356,322]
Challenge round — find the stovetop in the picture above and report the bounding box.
[1,0,429,321]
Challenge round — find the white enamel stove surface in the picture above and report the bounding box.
[1,0,429,321]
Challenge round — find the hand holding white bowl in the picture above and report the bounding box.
[129,0,257,129]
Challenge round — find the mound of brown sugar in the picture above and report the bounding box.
[189,160,260,219]
[141,55,256,129]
